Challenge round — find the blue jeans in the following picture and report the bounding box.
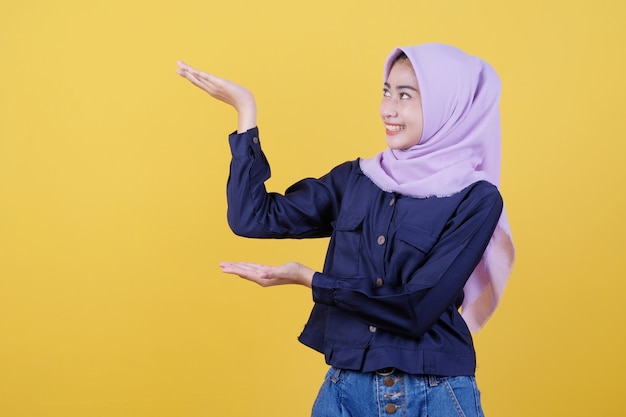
[311,367,485,417]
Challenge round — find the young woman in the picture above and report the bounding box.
[177,43,514,417]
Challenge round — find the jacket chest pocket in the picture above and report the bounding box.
[328,212,365,277]
[394,224,439,282]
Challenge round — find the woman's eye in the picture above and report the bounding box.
[383,89,391,97]
[400,92,411,99]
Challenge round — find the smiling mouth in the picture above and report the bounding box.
[385,124,405,133]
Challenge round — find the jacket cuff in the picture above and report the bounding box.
[311,272,337,306]
[228,126,260,158]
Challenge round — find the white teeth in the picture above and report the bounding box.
[385,124,405,131]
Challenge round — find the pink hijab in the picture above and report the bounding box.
[359,43,515,332]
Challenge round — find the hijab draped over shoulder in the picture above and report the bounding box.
[360,43,515,332]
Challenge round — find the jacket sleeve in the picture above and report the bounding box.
[311,186,503,338]
[226,127,346,239]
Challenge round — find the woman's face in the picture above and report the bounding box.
[380,59,424,150]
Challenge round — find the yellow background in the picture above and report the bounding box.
[1,0,625,416]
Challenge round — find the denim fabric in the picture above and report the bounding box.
[311,367,485,417]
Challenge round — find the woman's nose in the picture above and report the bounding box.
[380,99,398,118]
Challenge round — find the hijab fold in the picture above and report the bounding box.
[359,43,515,332]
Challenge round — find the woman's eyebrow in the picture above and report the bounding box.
[383,82,419,92]
[397,85,419,92]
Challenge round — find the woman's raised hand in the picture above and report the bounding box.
[176,61,257,133]
[219,261,314,288]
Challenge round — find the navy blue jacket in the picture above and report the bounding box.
[227,127,503,376]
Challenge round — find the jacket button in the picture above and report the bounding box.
[389,197,395,206]
[252,136,259,144]
[376,278,384,287]
[383,376,394,386]
[369,325,377,333]
[377,235,386,245]
[385,404,398,414]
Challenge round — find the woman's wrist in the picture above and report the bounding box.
[236,96,257,133]
[297,263,315,288]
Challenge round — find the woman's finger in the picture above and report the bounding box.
[220,261,263,270]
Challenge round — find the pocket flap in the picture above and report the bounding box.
[396,224,438,253]
[333,212,365,231]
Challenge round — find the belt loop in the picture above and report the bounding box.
[428,375,438,387]
[330,367,342,383]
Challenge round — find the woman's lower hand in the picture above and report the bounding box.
[219,261,314,288]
